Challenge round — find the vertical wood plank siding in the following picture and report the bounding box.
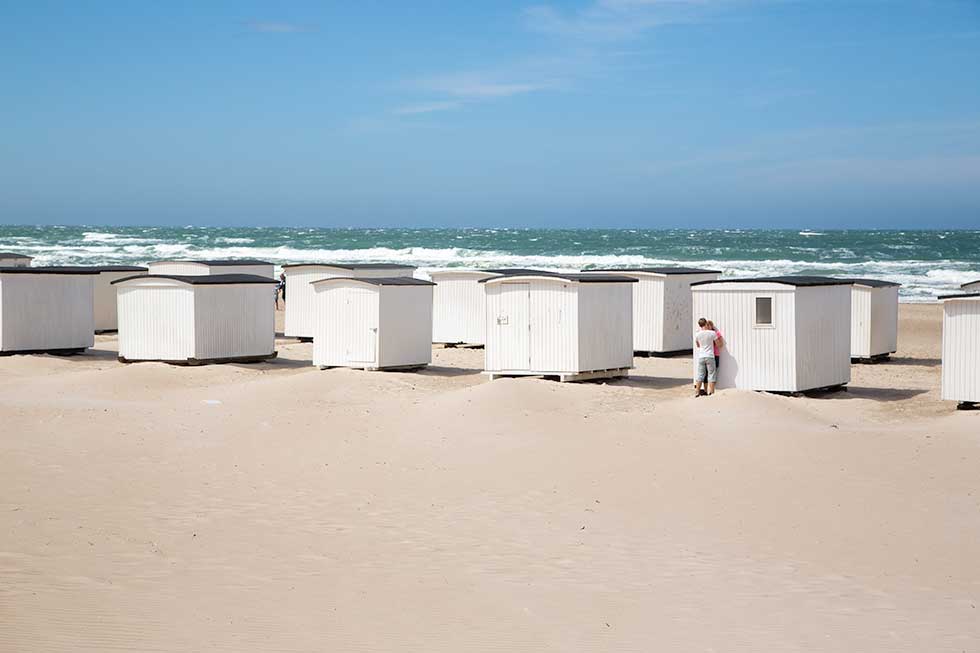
[283,267,321,338]
[869,286,899,357]
[312,281,380,367]
[661,273,720,352]
[431,272,492,345]
[94,270,147,332]
[693,286,798,391]
[485,278,632,375]
[849,286,872,358]
[193,285,275,360]
[794,285,851,391]
[942,298,980,402]
[117,284,195,361]
[378,285,433,367]
[0,275,95,351]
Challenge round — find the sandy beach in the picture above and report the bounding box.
[1,303,978,651]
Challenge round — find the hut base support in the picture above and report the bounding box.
[319,363,428,372]
[956,401,980,411]
[486,368,631,383]
[95,329,118,335]
[770,383,848,398]
[851,352,894,364]
[119,351,278,366]
[1,347,87,357]
[635,348,692,358]
[435,342,484,350]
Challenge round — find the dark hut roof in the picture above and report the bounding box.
[838,278,901,288]
[154,259,273,266]
[479,268,556,276]
[0,252,32,259]
[585,267,721,275]
[283,262,416,270]
[0,266,99,275]
[311,276,434,286]
[112,274,278,285]
[691,276,853,288]
[960,280,980,289]
[480,273,638,284]
[93,265,149,272]
[938,292,980,300]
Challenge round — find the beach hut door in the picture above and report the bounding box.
[346,288,377,363]
[497,283,531,370]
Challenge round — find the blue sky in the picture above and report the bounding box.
[2,0,979,228]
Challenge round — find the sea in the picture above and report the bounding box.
[2,225,979,302]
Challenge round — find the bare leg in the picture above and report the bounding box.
[707,381,716,395]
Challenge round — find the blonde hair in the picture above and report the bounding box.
[706,320,715,330]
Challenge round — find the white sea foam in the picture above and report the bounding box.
[12,240,978,303]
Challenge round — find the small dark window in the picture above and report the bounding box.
[755,296,773,326]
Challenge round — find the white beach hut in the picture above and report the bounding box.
[482,273,636,382]
[283,263,416,340]
[114,274,278,365]
[583,267,721,355]
[92,265,148,333]
[0,267,97,354]
[939,292,980,409]
[311,277,434,371]
[147,259,275,278]
[429,268,553,346]
[690,276,852,393]
[840,278,900,362]
[0,252,33,267]
[960,280,980,293]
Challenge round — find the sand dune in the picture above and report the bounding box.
[1,304,978,651]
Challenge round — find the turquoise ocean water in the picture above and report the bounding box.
[1,225,978,302]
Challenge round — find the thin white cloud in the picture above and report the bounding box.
[245,21,314,33]
[523,0,744,41]
[412,73,560,99]
[393,101,463,115]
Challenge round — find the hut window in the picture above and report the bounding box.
[754,296,774,327]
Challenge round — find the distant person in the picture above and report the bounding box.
[694,317,719,397]
[706,319,725,370]
[276,272,286,309]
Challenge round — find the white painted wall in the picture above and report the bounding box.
[283,266,327,339]
[117,281,196,361]
[941,297,980,403]
[577,282,633,371]
[693,282,851,392]
[285,265,414,338]
[584,271,718,352]
[430,271,494,344]
[117,278,274,362]
[793,285,851,391]
[484,277,632,375]
[850,285,899,358]
[94,270,147,332]
[0,274,95,352]
[378,285,433,368]
[693,284,799,391]
[662,273,720,352]
[312,281,379,367]
[192,285,275,360]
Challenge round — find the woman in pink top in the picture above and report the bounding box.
[706,320,724,369]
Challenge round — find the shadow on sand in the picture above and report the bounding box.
[817,386,930,402]
[415,365,484,378]
[602,374,692,390]
[884,356,941,368]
